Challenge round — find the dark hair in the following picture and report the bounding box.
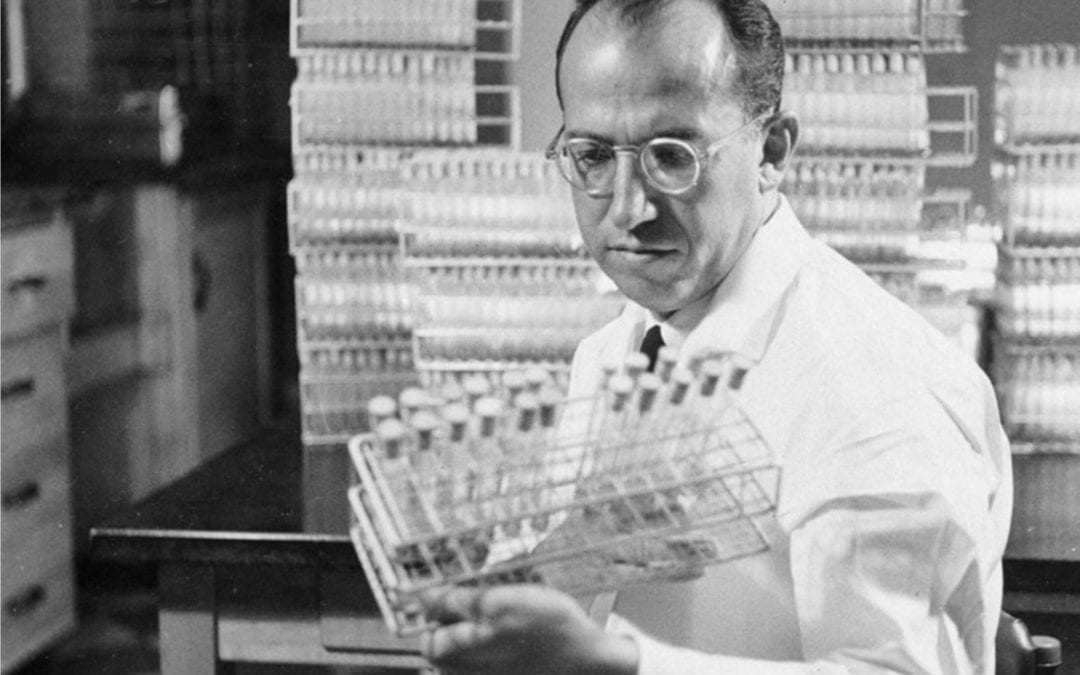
[554,0,785,119]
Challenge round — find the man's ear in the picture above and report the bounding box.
[758,111,799,193]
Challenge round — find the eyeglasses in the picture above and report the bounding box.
[544,114,769,198]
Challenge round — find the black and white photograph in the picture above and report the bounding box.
[1,1,1077,673]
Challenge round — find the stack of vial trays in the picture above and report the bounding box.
[398,148,626,388]
[783,158,926,263]
[347,352,778,635]
[994,45,1079,148]
[992,44,1080,456]
[781,48,933,267]
[289,0,521,446]
[290,0,521,154]
[768,0,966,52]
[775,2,983,355]
[783,50,930,158]
[293,242,418,441]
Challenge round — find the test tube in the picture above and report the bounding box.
[442,402,470,444]
[398,387,428,422]
[376,418,410,470]
[440,402,475,524]
[608,374,634,414]
[411,410,440,458]
[505,392,541,536]
[668,366,693,406]
[502,369,527,400]
[625,351,651,382]
[699,359,726,398]
[525,366,552,393]
[366,395,398,429]
[473,396,505,511]
[656,346,678,382]
[440,380,466,405]
[463,374,491,409]
[637,372,661,415]
[538,386,561,430]
[514,392,539,434]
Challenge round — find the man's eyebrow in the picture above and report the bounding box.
[562,128,610,142]
[562,127,702,143]
[653,127,700,141]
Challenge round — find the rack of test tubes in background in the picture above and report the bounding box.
[991,43,1080,455]
[288,0,522,446]
[396,148,626,387]
[346,351,779,635]
[766,0,967,52]
[774,1,986,358]
[290,0,521,151]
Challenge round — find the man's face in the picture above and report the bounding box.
[558,0,769,315]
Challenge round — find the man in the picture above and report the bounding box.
[421,0,1012,672]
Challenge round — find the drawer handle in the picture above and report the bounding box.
[2,481,41,511]
[7,275,48,294]
[0,377,35,400]
[5,584,46,618]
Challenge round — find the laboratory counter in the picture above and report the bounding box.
[89,426,1080,674]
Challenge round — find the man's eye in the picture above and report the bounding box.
[649,143,696,170]
[570,144,612,170]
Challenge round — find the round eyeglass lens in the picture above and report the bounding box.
[564,139,615,193]
[641,140,700,192]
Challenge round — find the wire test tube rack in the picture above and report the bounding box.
[347,352,780,636]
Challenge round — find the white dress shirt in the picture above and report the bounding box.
[565,196,1013,673]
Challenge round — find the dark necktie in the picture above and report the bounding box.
[639,325,665,373]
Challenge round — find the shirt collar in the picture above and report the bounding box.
[618,194,811,363]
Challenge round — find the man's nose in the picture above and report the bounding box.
[608,152,656,231]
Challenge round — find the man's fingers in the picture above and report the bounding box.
[422,620,496,664]
[419,585,485,624]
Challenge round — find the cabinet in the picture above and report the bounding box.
[65,181,274,545]
[0,188,76,672]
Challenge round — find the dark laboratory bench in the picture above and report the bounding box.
[89,426,426,674]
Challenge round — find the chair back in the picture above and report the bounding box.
[996,611,1062,674]
[996,611,1036,675]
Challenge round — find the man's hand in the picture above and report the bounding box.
[419,584,639,675]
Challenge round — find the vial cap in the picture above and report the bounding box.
[638,372,662,392]
[524,366,551,389]
[701,358,726,378]
[440,381,465,403]
[672,366,694,385]
[537,386,562,407]
[624,351,650,375]
[441,402,470,424]
[474,396,504,418]
[513,392,539,410]
[463,374,491,397]
[376,417,407,437]
[502,370,527,393]
[608,374,634,395]
[367,395,398,419]
[410,410,441,432]
[398,387,428,409]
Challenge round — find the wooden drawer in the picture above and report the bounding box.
[1,219,74,340]
[0,558,76,673]
[1,439,72,578]
[1,332,68,453]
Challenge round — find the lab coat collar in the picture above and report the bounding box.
[606,194,811,368]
